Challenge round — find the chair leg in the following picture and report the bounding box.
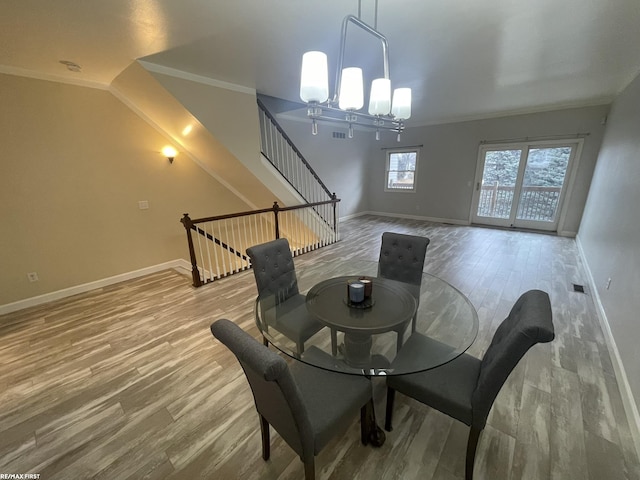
[360,405,368,445]
[303,457,315,480]
[465,426,482,480]
[259,415,270,461]
[361,398,385,447]
[331,328,338,356]
[262,336,269,347]
[396,329,404,353]
[384,388,395,432]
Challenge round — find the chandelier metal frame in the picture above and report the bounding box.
[300,1,410,140]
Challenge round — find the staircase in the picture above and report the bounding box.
[181,100,340,287]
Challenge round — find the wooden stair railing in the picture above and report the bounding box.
[257,99,334,217]
[181,197,340,287]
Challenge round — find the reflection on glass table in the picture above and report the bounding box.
[254,259,479,377]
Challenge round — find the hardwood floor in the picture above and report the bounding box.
[1,215,638,479]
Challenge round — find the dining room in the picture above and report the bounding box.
[1,214,637,479]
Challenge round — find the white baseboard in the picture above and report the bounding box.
[558,230,578,238]
[339,211,368,221]
[575,234,640,461]
[341,210,470,226]
[0,259,192,316]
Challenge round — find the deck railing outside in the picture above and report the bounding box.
[478,185,562,221]
[181,198,340,287]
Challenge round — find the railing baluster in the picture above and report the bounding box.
[294,211,301,254]
[223,219,232,275]
[306,208,311,251]
[259,111,266,154]
[216,220,226,277]
[230,218,239,273]
[250,215,256,249]
[204,222,213,281]
[196,226,205,282]
[211,221,221,279]
[242,217,249,269]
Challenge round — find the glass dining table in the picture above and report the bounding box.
[254,259,479,377]
[253,258,478,446]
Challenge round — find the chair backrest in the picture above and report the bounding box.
[247,238,299,303]
[210,319,314,461]
[378,232,430,285]
[471,290,554,428]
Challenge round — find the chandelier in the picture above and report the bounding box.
[299,0,411,141]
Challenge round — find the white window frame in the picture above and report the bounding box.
[469,138,584,233]
[384,148,419,193]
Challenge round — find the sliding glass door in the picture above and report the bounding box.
[471,140,581,232]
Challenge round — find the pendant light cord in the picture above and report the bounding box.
[357,0,379,29]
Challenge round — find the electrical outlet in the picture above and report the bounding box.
[138,200,149,210]
[27,272,39,282]
[606,277,612,290]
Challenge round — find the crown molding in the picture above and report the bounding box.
[138,60,256,96]
[407,98,614,129]
[0,64,109,90]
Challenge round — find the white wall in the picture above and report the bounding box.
[578,72,640,416]
[366,106,609,232]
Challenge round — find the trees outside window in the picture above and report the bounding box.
[475,143,575,225]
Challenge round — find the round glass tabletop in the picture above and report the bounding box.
[254,259,478,376]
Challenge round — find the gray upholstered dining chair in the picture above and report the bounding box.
[211,319,374,480]
[247,238,323,355]
[378,232,430,335]
[384,289,554,480]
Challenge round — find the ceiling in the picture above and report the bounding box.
[2,0,640,126]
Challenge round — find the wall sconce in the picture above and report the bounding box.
[162,146,177,164]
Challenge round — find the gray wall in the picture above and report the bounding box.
[578,72,640,412]
[276,117,371,218]
[367,105,610,233]
[273,105,608,231]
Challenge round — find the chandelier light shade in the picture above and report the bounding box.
[391,88,412,120]
[338,67,364,110]
[300,51,329,103]
[299,2,412,141]
[368,78,391,115]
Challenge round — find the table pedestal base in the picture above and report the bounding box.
[344,333,372,366]
[343,334,390,370]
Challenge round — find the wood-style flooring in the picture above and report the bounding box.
[1,215,638,479]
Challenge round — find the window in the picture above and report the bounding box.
[471,138,581,232]
[385,149,418,192]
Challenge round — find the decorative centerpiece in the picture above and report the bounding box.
[345,279,375,308]
[359,277,373,298]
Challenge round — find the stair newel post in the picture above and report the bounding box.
[180,213,202,288]
[272,202,281,239]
